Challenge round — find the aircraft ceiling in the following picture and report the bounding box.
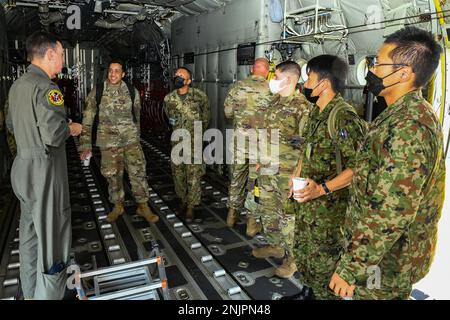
[0,0,439,59]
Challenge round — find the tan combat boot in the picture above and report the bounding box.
[252,245,285,259]
[226,208,239,227]
[136,202,159,223]
[274,256,298,278]
[106,203,124,223]
[186,206,195,220]
[246,216,262,238]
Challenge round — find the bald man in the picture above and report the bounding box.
[224,58,272,237]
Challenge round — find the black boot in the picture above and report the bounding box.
[175,203,187,217]
[186,206,194,220]
[280,286,315,300]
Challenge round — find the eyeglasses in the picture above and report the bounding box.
[366,57,408,69]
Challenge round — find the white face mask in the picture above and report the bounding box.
[269,77,288,94]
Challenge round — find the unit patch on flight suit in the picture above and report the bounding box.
[47,89,64,106]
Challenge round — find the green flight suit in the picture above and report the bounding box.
[6,64,72,300]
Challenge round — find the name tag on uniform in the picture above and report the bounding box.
[169,118,177,126]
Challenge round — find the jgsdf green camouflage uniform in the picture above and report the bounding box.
[258,90,311,256]
[293,94,367,299]
[224,75,272,214]
[163,87,210,208]
[80,80,149,205]
[335,90,445,300]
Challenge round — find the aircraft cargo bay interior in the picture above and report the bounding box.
[0,0,449,301]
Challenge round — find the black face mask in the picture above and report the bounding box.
[365,68,402,96]
[303,81,323,104]
[173,76,186,89]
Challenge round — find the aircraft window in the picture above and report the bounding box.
[356,57,369,86]
[301,63,309,83]
[295,58,308,83]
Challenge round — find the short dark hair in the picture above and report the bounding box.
[177,66,192,80]
[276,60,301,79]
[307,55,348,94]
[109,59,125,70]
[26,31,60,61]
[384,26,442,88]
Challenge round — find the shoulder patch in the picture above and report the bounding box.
[47,89,64,106]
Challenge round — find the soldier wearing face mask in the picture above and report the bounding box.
[163,67,210,220]
[252,61,311,279]
[287,55,367,300]
[330,27,445,300]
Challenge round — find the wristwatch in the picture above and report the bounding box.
[321,182,332,196]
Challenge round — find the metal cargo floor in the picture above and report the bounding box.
[0,134,304,300]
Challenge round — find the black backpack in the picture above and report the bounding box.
[92,81,137,145]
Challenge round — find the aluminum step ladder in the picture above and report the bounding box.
[75,245,169,300]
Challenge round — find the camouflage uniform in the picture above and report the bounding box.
[80,80,149,205]
[335,90,445,300]
[163,87,210,208]
[293,94,367,299]
[258,90,311,256]
[223,75,272,214]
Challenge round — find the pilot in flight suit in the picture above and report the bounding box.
[6,31,82,300]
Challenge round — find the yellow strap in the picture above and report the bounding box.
[430,1,447,123]
[439,51,446,124]
[433,0,449,46]
[254,186,260,198]
[267,61,276,81]
[434,0,446,25]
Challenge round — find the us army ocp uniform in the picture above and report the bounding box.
[293,94,367,299]
[335,90,445,300]
[163,87,210,208]
[80,80,150,206]
[258,90,311,257]
[6,64,72,300]
[223,75,272,216]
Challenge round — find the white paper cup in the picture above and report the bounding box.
[293,177,308,192]
[83,153,92,166]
